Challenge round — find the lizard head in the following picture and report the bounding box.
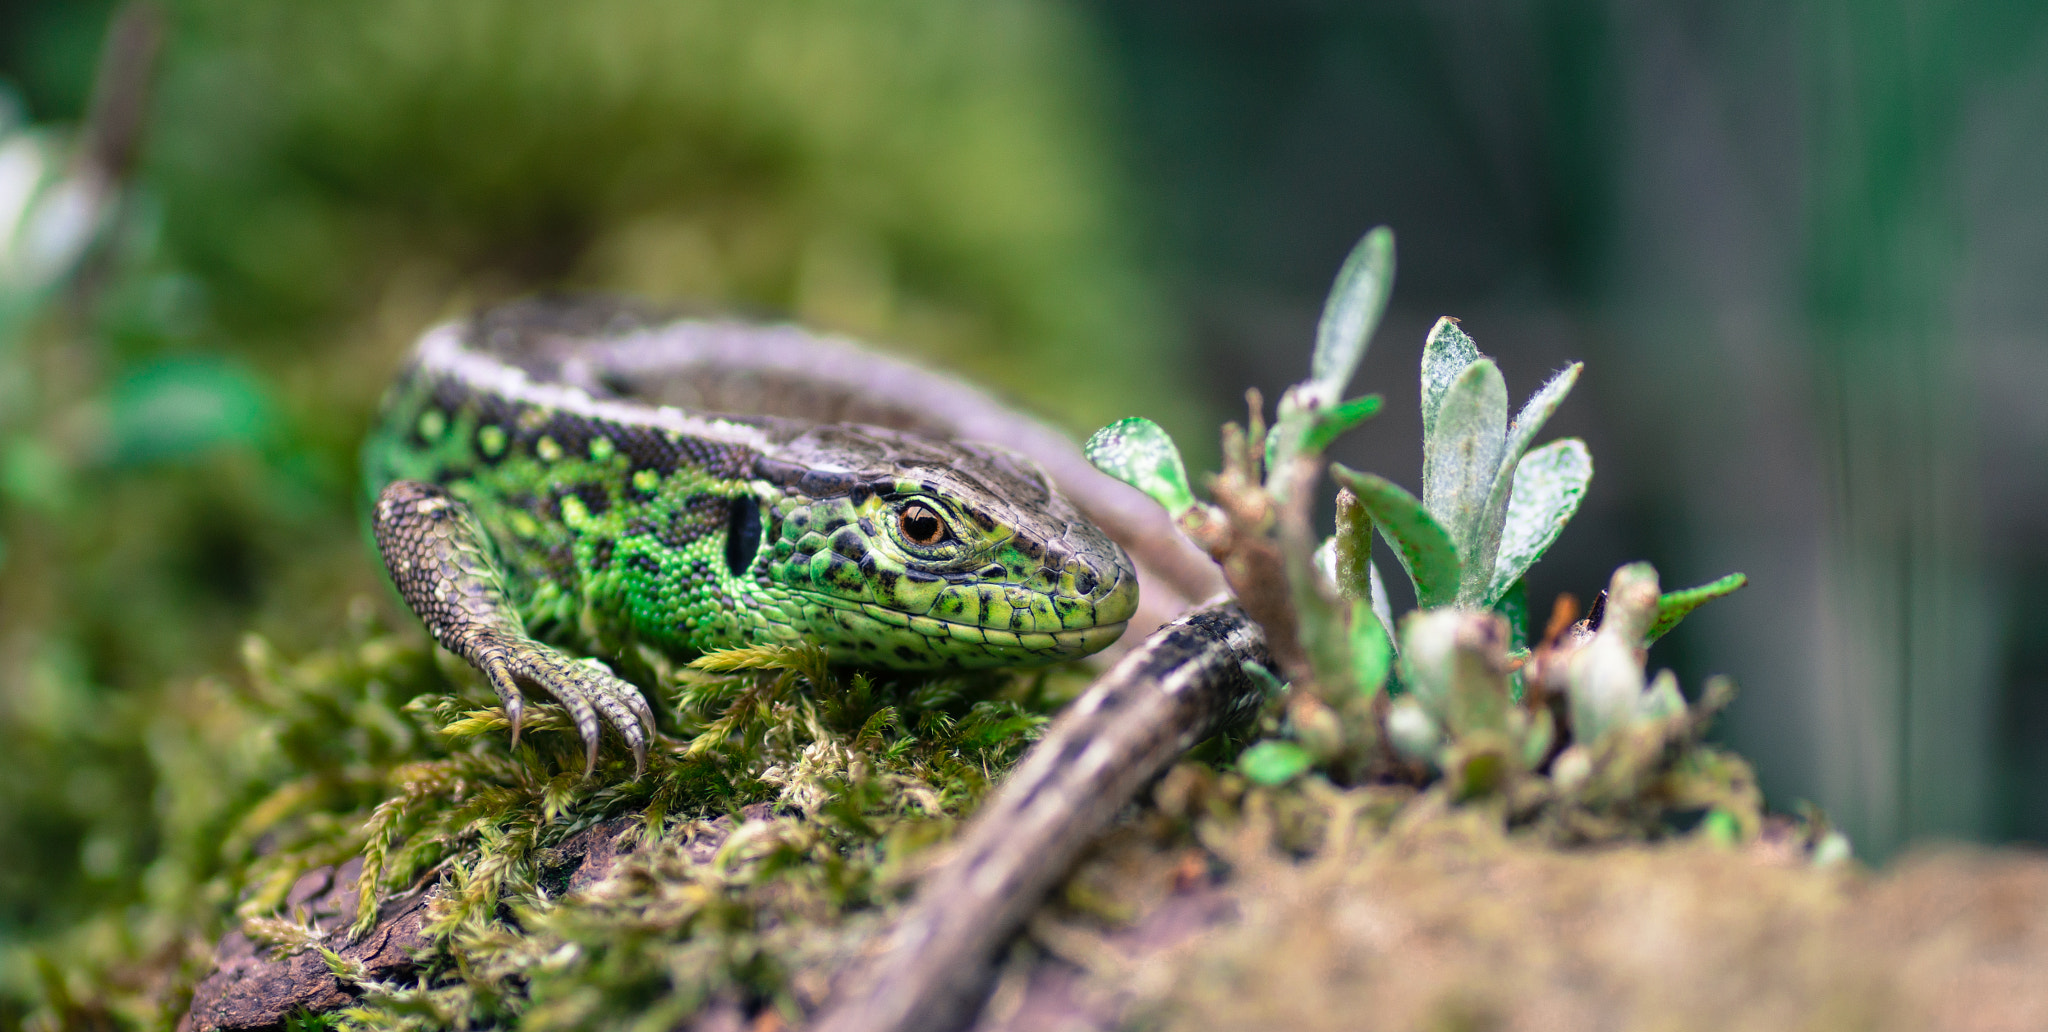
[744,424,1138,668]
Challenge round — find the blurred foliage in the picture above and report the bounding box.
[0,0,1181,1022]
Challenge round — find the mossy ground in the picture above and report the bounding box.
[23,600,2048,1032]
[20,598,1083,1031]
[1035,777,2048,1032]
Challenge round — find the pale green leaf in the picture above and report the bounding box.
[1472,363,1582,596]
[1331,464,1462,608]
[1501,364,1582,478]
[1310,226,1395,403]
[1084,417,1195,518]
[1419,317,1481,440]
[1485,438,1592,605]
[1421,358,1507,573]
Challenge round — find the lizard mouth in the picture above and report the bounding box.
[788,594,1129,668]
[891,616,1129,668]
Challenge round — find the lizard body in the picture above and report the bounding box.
[363,300,1143,771]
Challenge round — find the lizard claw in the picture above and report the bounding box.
[472,632,653,776]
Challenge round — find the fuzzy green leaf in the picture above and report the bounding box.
[1501,364,1582,479]
[1419,317,1481,441]
[1239,740,1315,786]
[1485,438,1592,606]
[1310,226,1395,403]
[1647,572,1748,643]
[1084,417,1196,518]
[1472,363,1582,597]
[1331,464,1462,608]
[1421,358,1508,575]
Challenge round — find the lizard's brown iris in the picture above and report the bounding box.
[898,503,949,546]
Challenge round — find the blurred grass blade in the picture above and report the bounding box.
[1421,358,1507,581]
[1647,572,1748,643]
[1419,317,1481,441]
[1085,417,1196,518]
[1331,464,1461,608]
[1309,226,1394,403]
[1485,438,1592,606]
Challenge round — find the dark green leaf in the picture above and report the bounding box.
[1647,572,1748,643]
[1494,577,1530,653]
[1300,393,1383,454]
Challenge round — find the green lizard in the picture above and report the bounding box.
[363,300,1141,775]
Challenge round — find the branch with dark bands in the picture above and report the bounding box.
[811,599,1269,1032]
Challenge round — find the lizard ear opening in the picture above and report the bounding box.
[725,495,762,576]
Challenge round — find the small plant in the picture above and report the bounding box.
[1087,227,1757,842]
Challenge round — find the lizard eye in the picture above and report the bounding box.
[897,503,950,547]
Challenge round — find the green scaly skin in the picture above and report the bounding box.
[363,300,1139,773]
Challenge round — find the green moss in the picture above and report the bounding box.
[16,597,1087,1030]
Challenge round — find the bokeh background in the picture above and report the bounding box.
[1,0,2044,1017]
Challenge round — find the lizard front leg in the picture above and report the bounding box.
[373,479,654,775]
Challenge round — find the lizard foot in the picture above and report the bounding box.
[469,629,656,776]
[373,478,656,776]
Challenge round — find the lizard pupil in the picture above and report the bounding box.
[725,495,762,575]
[899,504,948,546]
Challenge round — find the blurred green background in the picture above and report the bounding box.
[1,0,2044,1019]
